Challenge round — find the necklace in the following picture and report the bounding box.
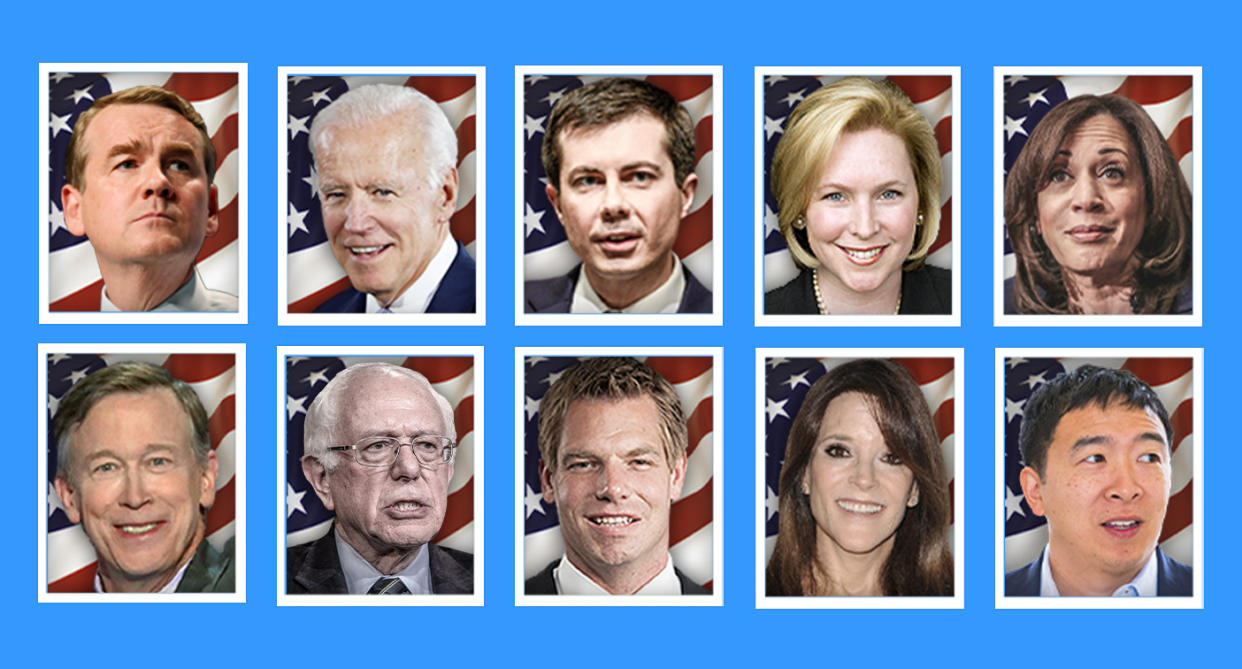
[813,268,901,315]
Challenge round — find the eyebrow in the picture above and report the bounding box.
[1055,147,1130,158]
[82,444,179,461]
[1069,431,1168,452]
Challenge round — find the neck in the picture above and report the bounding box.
[811,533,895,596]
[1047,544,1147,596]
[567,547,667,595]
[100,260,194,311]
[1062,267,1136,314]
[339,525,422,575]
[99,531,202,593]
[584,255,675,310]
[814,268,902,315]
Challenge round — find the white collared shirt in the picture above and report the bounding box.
[335,530,431,594]
[365,235,457,314]
[552,553,682,595]
[101,267,238,312]
[93,555,192,593]
[569,255,685,314]
[1039,545,1159,596]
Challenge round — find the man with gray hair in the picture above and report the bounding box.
[288,363,472,594]
[309,84,475,314]
[52,361,233,592]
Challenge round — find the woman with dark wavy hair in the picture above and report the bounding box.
[766,359,952,596]
[1004,94,1191,314]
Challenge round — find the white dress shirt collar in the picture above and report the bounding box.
[1040,544,1159,596]
[365,235,457,314]
[570,255,685,314]
[552,553,681,595]
[101,267,237,312]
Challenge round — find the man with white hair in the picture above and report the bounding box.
[310,84,475,314]
[288,363,472,594]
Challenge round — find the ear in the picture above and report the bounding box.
[906,480,920,508]
[54,475,82,524]
[544,183,562,220]
[678,172,699,218]
[204,184,220,237]
[198,450,219,510]
[1019,466,1046,517]
[62,184,85,237]
[437,167,459,225]
[800,468,810,496]
[302,455,335,511]
[539,460,556,505]
[668,454,687,502]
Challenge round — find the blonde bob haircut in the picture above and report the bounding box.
[769,77,942,271]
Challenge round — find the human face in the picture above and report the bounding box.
[805,128,919,296]
[316,114,457,307]
[61,104,219,271]
[305,372,454,568]
[1035,114,1147,282]
[803,392,917,558]
[54,389,217,593]
[541,396,686,591]
[546,113,697,300]
[1020,402,1172,592]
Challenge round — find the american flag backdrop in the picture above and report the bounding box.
[1003,357,1194,571]
[46,71,240,310]
[522,356,714,590]
[763,357,956,562]
[762,75,954,292]
[522,75,714,289]
[1001,75,1195,282]
[45,352,238,592]
[285,356,475,553]
[286,75,478,312]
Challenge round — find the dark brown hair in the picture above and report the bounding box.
[1004,94,1191,314]
[766,359,953,596]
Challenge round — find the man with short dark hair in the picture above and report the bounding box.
[526,78,710,314]
[52,361,233,592]
[288,363,472,594]
[1007,364,1191,596]
[61,86,236,312]
[527,357,706,595]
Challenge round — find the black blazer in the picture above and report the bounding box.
[524,559,709,595]
[1004,546,1192,596]
[765,265,951,315]
[525,264,712,314]
[175,536,235,593]
[314,241,476,314]
[287,528,473,594]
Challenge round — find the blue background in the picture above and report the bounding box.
[13,0,1231,665]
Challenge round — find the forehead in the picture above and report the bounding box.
[334,372,445,436]
[73,388,192,451]
[558,395,665,457]
[316,115,424,174]
[83,103,203,156]
[820,128,914,180]
[557,113,672,168]
[818,391,881,435]
[1058,114,1136,155]
[1049,402,1168,452]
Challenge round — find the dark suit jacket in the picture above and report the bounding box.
[765,265,951,315]
[524,559,709,595]
[1005,546,1192,596]
[287,528,473,594]
[314,241,476,314]
[525,264,712,314]
[176,536,235,593]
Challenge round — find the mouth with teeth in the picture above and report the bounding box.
[385,500,430,518]
[116,522,161,536]
[348,244,391,259]
[837,500,884,515]
[589,515,638,528]
[1101,519,1142,537]
[836,244,888,266]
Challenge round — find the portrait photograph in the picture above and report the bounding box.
[38,344,246,602]
[516,349,722,605]
[756,68,960,327]
[995,68,1201,325]
[756,351,963,609]
[997,350,1202,608]
[278,348,482,606]
[39,64,246,324]
[279,67,484,326]
[515,67,722,326]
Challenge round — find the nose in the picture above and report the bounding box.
[1106,461,1143,502]
[849,458,877,490]
[389,444,424,482]
[594,459,631,501]
[342,195,376,233]
[120,468,152,509]
[599,180,632,224]
[847,202,879,239]
[1070,175,1105,214]
[141,162,174,201]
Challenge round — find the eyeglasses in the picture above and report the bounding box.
[328,435,457,468]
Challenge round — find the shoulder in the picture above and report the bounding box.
[1156,548,1193,596]
[1003,556,1042,596]
[285,530,346,594]
[764,268,816,315]
[900,264,951,315]
[428,242,477,313]
[675,567,710,595]
[524,269,578,313]
[677,265,713,313]
[524,561,559,595]
[177,536,235,593]
[313,287,366,313]
[429,544,474,594]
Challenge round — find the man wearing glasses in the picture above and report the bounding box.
[289,363,472,594]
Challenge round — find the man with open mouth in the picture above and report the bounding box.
[1007,364,1191,597]
[289,363,471,595]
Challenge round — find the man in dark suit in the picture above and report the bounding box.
[52,361,234,593]
[289,363,472,595]
[525,78,710,314]
[526,358,708,595]
[1006,365,1192,596]
[309,84,475,314]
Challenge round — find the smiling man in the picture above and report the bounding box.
[528,357,706,595]
[526,77,709,314]
[309,85,475,314]
[1007,365,1191,596]
[52,362,232,593]
[289,363,472,594]
[60,86,235,312]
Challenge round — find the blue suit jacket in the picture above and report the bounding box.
[1005,546,1192,596]
[524,264,711,313]
[314,241,476,314]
